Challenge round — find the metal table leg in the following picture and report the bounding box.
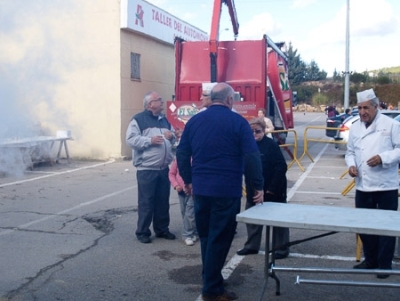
[259,226,281,300]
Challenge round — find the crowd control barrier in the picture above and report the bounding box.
[299,126,347,163]
[271,129,304,172]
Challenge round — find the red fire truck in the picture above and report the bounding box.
[166,0,294,142]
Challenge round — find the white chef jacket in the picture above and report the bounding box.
[345,110,400,192]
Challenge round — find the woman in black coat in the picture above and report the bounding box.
[237,118,290,259]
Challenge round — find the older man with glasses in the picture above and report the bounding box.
[198,82,217,112]
[126,91,176,244]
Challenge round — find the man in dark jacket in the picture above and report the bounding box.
[126,91,176,244]
[177,83,264,301]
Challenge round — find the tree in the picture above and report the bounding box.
[286,43,327,84]
[350,72,366,84]
[287,42,305,85]
[376,75,390,84]
[332,68,342,82]
[304,60,327,81]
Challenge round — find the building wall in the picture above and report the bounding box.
[58,1,123,159]
[120,31,175,158]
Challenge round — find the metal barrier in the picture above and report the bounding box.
[299,126,347,163]
[271,129,305,172]
[341,170,400,197]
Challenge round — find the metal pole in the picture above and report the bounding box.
[344,0,350,109]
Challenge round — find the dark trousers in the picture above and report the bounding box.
[243,197,289,255]
[194,195,241,296]
[136,168,171,238]
[355,189,398,268]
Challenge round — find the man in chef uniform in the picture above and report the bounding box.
[346,88,400,279]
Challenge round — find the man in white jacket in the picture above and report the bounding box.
[345,88,400,278]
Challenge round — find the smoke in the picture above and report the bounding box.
[0,0,76,176]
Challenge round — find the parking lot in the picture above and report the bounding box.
[0,112,399,301]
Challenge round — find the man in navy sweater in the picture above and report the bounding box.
[177,83,264,301]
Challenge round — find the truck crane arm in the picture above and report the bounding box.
[209,0,239,82]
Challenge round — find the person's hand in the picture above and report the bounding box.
[348,166,358,177]
[264,190,275,202]
[163,130,174,140]
[175,128,183,139]
[183,183,192,195]
[151,135,164,145]
[367,155,382,167]
[253,189,264,205]
[175,185,183,193]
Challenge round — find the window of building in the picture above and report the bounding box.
[130,52,141,80]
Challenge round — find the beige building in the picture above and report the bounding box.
[0,0,207,160]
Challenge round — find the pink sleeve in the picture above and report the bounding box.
[168,159,180,188]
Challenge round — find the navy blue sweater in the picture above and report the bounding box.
[177,105,263,198]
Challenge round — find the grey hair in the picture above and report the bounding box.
[143,91,154,109]
[371,97,380,106]
[210,85,234,104]
[249,117,266,131]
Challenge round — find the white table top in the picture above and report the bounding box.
[0,136,72,147]
[236,202,400,237]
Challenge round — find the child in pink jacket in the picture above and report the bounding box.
[168,158,198,246]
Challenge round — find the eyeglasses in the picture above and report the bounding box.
[252,129,263,134]
[150,98,163,103]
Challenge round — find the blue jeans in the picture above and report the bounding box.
[136,168,171,237]
[194,195,241,296]
[355,189,398,268]
[178,193,198,239]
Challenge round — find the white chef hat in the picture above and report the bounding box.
[356,88,377,103]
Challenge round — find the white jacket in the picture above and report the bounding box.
[345,110,400,192]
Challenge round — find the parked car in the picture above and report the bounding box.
[334,110,400,150]
[326,113,350,137]
[326,108,358,138]
[351,106,359,116]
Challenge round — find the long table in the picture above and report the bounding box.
[0,136,72,168]
[236,202,400,300]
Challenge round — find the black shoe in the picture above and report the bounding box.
[274,252,289,260]
[156,231,176,240]
[202,290,238,301]
[377,273,390,279]
[377,267,392,279]
[236,248,258,256]
[353,260,378,269]
[137,235,151,244]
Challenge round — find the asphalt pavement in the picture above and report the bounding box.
[0,111,399,301]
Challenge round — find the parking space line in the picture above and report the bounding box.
[0,185,135,237]
[296,191,345,195]
[287,143,329,202]
[0,159,116,188]
[195,254,246,301]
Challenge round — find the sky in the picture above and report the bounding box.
[146,0,400,76]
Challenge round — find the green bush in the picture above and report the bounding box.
[292,85,318,104]
[312,93,328,106]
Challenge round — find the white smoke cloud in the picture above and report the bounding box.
[0,0,76,176]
